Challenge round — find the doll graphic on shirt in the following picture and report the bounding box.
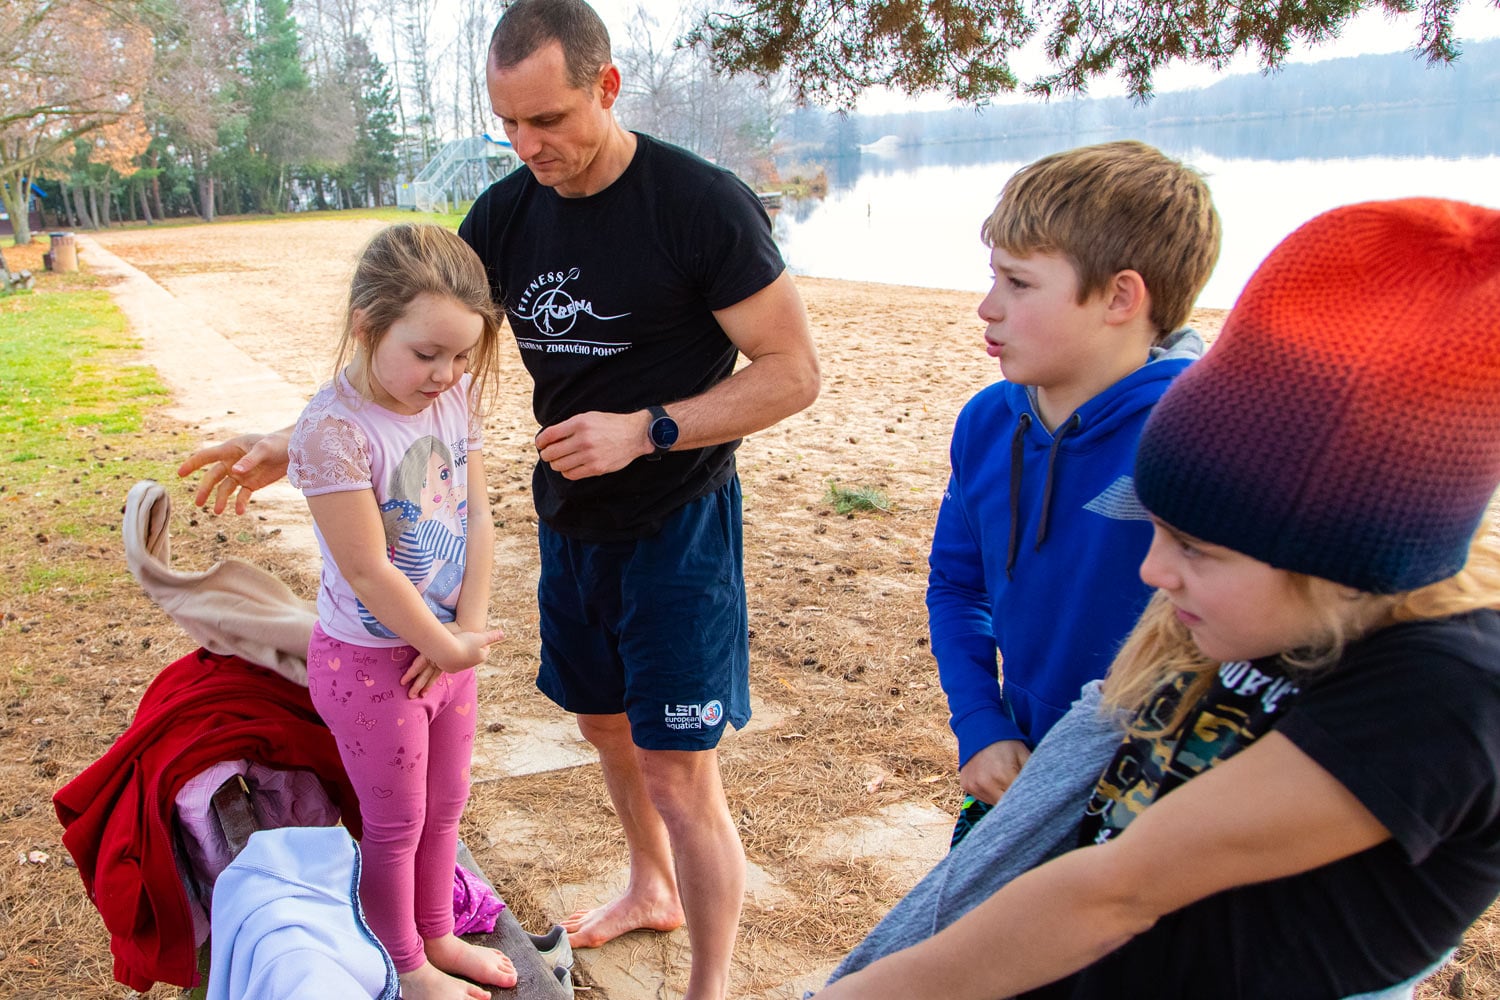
[358,435,469,639]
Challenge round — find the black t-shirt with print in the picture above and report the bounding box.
[458,133,785,541]
[1078,657,1303,847]
[1030,610,1500,1000]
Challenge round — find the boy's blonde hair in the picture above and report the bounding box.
[982,140,1221,338]
[1102,516,1500,737]
[334,224,501,417]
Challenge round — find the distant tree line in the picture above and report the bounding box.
[1,0,794,247]
[4,0,415,244]
[780,39,1500,161]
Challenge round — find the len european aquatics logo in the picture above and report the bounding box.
[664,699,724,731]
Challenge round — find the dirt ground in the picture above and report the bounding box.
[5,214,1491,998]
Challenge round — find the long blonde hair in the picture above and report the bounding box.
[1102,516,1500,736]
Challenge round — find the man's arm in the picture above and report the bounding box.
[533,271,820,480]
[816,730,1390,999]
[176,427,295,514]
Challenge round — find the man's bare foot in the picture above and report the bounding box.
[425,932,519,989]
[398,960,490,1000]
[560,893,686,948]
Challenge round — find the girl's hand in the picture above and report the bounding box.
[401,655,444,698]
[401,626,504,698]
[449,627,506,671]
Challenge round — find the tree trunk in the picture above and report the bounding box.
[87,185,101,229]
[0,172,34,244]
[78,184,99,230]
[151,151,166,219]
[197,171,215,222]
[137,183,154,224]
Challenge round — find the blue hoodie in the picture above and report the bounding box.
[927,331,1204,768]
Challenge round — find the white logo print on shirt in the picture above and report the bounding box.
[512,267,631,356]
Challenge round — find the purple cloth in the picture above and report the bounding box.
[453,863,505,935]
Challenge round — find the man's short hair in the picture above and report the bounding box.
[982,140,1221,336]
[488,0,611,91]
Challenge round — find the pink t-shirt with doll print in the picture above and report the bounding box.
[289,372,484,647]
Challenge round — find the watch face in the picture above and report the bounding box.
[651,416,680,450]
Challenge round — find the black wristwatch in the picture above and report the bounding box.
[646,404,679,460]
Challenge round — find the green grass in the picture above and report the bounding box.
[825,479,893,515]
[0,290,167,477]
[98,204,473,235]
[0,284,178,596]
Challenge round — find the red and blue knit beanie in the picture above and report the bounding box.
[1134,198,1500,594]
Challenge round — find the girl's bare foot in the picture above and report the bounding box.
[560,892,686,948]
[425,932,519,989]
[398,959,490,1000]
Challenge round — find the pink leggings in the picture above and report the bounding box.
[308,624,477,972]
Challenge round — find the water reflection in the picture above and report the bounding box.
[773,106,1500,307]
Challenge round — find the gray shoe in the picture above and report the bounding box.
[528,924,574,987]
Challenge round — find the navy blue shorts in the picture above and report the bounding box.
[535,477,750,751]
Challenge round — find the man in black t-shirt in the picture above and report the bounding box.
[178,2,818,996]
[468,3,819,998]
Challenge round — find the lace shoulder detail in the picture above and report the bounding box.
[289,390,372,494]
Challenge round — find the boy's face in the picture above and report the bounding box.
[978,247,1118,400]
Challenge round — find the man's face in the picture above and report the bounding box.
[487,40,618,198]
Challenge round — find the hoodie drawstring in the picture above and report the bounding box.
[1005,412,1031,579]
[1035,413,1082,551]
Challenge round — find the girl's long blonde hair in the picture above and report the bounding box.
[334,223,501,418]
[1102,515,1500,736]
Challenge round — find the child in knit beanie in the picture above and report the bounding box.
[816,198,1500,1000]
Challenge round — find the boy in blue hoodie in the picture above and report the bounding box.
[928,141,1221,844]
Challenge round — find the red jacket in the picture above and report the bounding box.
[53,650,360,991]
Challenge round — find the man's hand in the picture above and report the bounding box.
[176,430,293,514]
[534,411,651,480]
[959,739,1032,806]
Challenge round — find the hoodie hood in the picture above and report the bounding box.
[1002,328,1207,574]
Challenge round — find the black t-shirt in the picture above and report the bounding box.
[1078,658,1303,847]
[458,133,785,541]
[1029,609,1500,1000]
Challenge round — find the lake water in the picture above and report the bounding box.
[771,109,1500,308]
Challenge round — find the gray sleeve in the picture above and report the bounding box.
[824,680,1126,985]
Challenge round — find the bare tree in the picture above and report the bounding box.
[451,0,494,137]
[148,0,245,222]
[615,2,788,180]
[615,5,691,139]
[0,0,153,244]
[398,0,441,159]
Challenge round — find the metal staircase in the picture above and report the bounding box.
[398,135,520,212]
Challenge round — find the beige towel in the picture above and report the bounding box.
[124,480,314,685]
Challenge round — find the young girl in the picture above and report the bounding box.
[287,223,517,1000]
[817,198,1500,999]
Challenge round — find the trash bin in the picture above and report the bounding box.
[48,232,78,272]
